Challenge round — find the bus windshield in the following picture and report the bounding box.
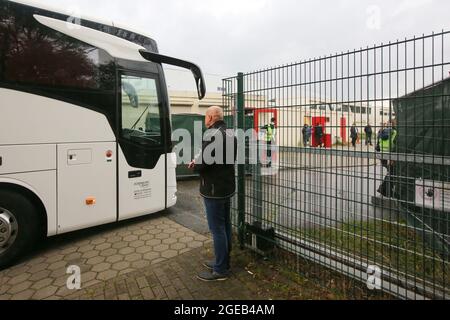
[121,74,162,146]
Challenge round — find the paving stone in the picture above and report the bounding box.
[140,287,155,300]
[83,280,101,289]
[132,229,147,236]
[64,252,83,261]
[124,253,142,262]
[91,262,111,273]
[179,236,194,244]
[131,260,150,269]
[172,232,186,239]
[151,258,167,265]
[125,278,140,297]
[151,285,168,300]
[50,268,67,278]
[139,234,154,241]
[187,241,203,249]
[8,273,31,286]
[154,244,169,252]
[95,243,112,251]
[10,289,35,300]
[32,286,58,300]
[27,263,49,274]
[106,255,124,264]
[164,286,179,299]
[118,247,135,255]
[118,268,135,276]
[82,250,100,259]
[162,238,178,245]
[90,238,107,246]
[143,252,160,261]
[106,236,123,244]
[112,261,131,271]
[161,250,178,259]
[155,233,170,240]
[129,240,145,248]
[136,276,149,289]
[81,271,98,284]
[96,270,118,281]
[123,235,139,242]
[100,248,118,257]
[8,281,33,295]
[146,239,162,246]
[0,284,11,295]
[136,246,153,254]
[48,260,68,271]
[148,229,161,235]
[170,243,187,251]
[60,247,78,255]
[86,256,106,265]
[52,276,69,287]
[112,242,128,250]
[77,244,96,253]
[32,278,53,290]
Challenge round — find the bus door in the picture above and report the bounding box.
[117,72,168,220]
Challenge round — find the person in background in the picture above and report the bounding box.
[350,124,359,148]
[365,124,373,146]
[306,125,312,147]
[377,119,398,198]
[262,117,276,167]
[188,106,237,282]
[314,123,324,148]
[302,124,309,147]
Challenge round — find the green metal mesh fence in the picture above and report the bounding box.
[223,31,450,300]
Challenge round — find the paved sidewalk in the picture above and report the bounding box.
[0,216,211,300]
[65,243,340,300]
[66,246,263,300]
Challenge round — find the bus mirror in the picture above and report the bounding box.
[139,50,206,100]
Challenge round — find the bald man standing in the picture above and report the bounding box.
[189,106,237,282]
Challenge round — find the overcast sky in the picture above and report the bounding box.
[28,0,450,91]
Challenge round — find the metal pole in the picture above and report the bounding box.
[237,72,246,248]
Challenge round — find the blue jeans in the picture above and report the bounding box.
[204,198,232,274]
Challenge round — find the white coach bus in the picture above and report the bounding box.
[0,0,206,268]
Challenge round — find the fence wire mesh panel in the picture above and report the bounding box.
[223,31,450,300]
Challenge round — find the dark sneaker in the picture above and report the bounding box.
[203,261,215,270]
[203,261,231,272]
[197,271,229,282]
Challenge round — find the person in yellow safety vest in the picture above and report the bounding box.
[263,118,276,167]
[378,124,398,153]
[377,120,398,198]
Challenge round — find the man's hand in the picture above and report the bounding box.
[188,160,196,170]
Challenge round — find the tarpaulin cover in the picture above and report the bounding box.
[393,78,450,237]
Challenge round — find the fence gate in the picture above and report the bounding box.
[223,31,450,300]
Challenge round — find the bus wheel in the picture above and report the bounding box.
[0,190,40,269]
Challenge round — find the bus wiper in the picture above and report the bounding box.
[131,104,150,131]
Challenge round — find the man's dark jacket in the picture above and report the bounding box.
[194,121,237,199]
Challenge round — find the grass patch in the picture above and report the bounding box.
[302,219,450,290]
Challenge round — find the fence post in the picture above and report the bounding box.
[237,72,246,249]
